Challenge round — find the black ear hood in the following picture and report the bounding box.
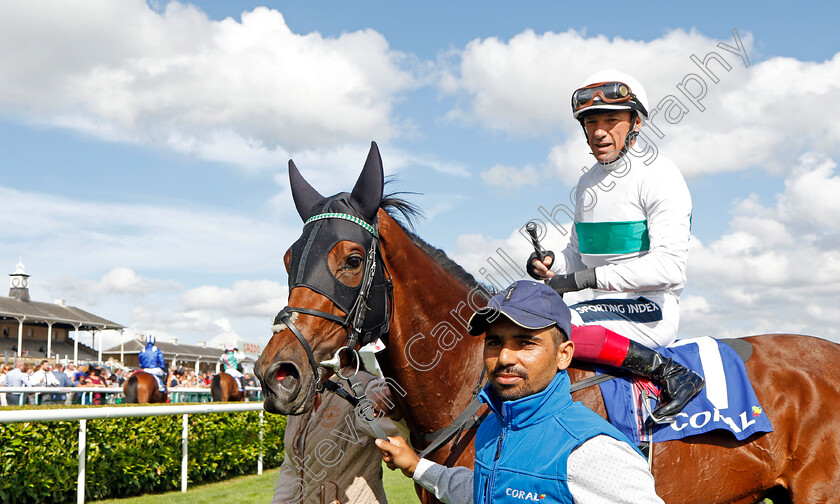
[289,159,325,221]
[350,141,384,222]
[289,141,383,222]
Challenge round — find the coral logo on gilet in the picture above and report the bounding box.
[505,487,546,501]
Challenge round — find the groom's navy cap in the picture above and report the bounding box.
[467,280,572,338]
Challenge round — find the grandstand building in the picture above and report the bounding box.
[0,261,264,372]
[0,261,124,364]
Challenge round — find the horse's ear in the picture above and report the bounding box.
[289,159,325,221]
[350,141,384,221]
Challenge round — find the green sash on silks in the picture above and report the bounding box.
[576,220,649,255]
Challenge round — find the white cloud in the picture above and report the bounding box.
[389,150,470,178]
[409,193,467,222]
[480,164,539,187]
[48,267,182,306]
[679,294,711,323]
[777,154,840,230]
[0,185,292,279]
[0,1,419,165]
[683,153,840,341]
[440,29,750,134]
[546,138,597,185]
[179,279,288,318]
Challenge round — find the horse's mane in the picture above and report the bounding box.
[381,191,487,293]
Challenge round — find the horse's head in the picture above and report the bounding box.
[256,142,391,415]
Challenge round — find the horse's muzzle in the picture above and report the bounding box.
[258,360,315,415]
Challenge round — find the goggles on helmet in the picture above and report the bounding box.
[572,81,647,117]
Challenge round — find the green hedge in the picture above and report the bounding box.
[0,404,286,504]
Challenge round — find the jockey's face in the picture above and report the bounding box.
[583,110,640,164]
[483,318,574,401]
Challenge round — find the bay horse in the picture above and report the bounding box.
[211,372,245,402]
[123,371,167,404]
[256,142,840,503]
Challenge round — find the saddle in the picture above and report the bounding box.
[720,337,753,362]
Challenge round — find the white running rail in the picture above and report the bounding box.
[0,402,267,504]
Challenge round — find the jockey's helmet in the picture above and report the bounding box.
[145,334,156,346]
[572,69,649,122]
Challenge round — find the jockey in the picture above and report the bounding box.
[138,334,167,391]
[220,344,244,390]
[528,69,704,424]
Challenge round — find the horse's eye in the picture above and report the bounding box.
[346,255,363,269]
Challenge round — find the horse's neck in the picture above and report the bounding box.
[376,212,486,434]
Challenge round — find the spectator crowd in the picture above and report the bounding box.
[0,361,260,406]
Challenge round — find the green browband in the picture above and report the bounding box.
[304,212,377,236]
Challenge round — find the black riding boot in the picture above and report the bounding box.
[620,341,706,427]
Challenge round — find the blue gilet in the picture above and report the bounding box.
[473,371,641,503]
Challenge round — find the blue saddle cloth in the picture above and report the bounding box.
[596,337,773,444]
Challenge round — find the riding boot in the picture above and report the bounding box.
[620,340,706,427]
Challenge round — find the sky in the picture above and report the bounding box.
[2,0,840,356]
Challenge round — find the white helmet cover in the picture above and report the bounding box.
[572,69,649,121]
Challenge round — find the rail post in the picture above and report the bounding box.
[258,410,264,475]
[181,414,189,492]
[77,419,87,504]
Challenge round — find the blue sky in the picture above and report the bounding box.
[2,0,840,355]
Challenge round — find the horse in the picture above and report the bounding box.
[211,372,245,402]
[123,371,167,404]
[256,142,840,504]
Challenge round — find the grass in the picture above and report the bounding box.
[382,463,421,502]
[91,462,419,504]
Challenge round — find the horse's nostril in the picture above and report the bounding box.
[274,363,300,391]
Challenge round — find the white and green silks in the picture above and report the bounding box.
[554,152,692,349]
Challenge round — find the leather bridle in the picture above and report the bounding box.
[272,211,392,392]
